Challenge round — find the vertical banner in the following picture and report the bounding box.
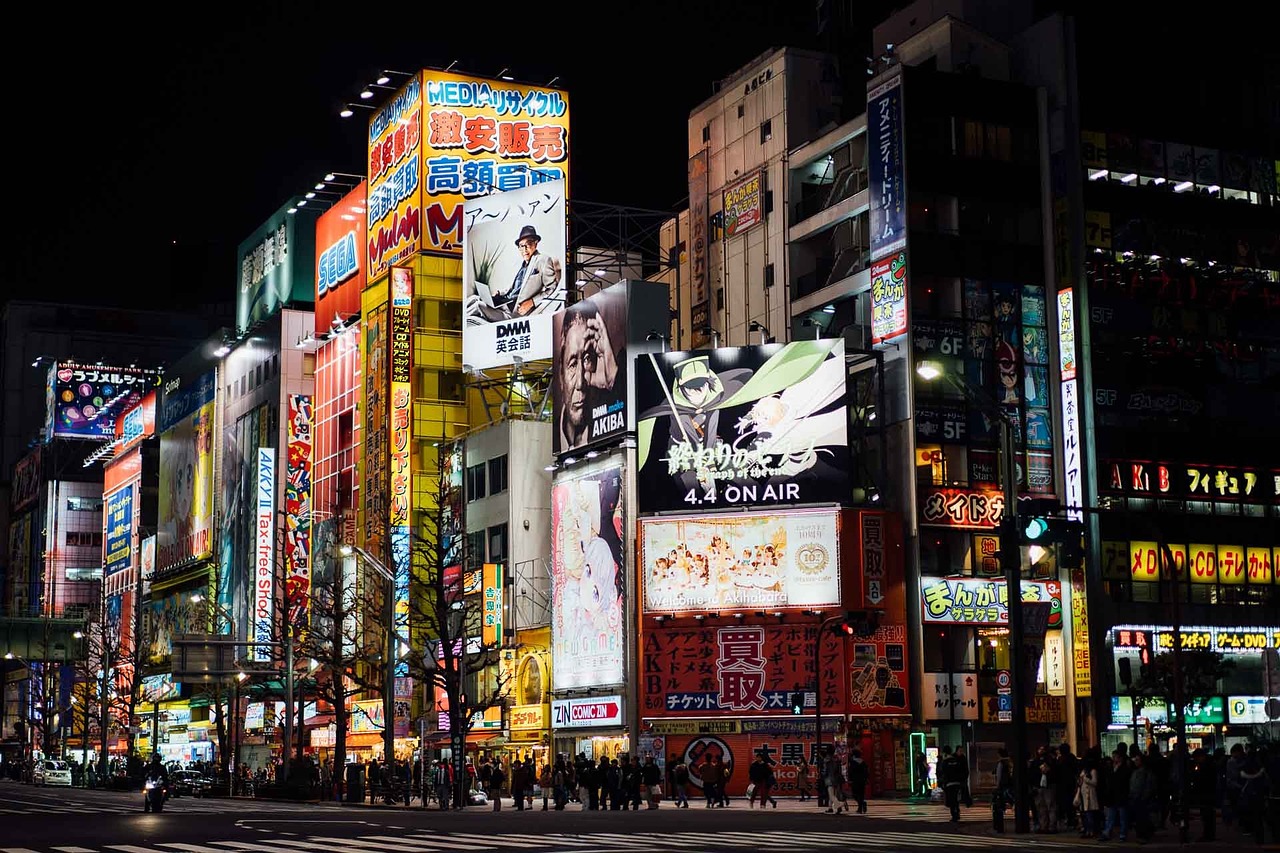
[253,448,276,661]
[1057,288,1082,520]
[389,266,414,676]
[285,395,313,633]
[482,563,504,646]
[1069,566,1091,698]
[362,294,389,552]
[688,150,710,348]
[867,70,908,346]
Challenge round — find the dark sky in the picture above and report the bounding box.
[7,2,1275,314]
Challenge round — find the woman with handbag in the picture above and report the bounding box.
[1076,748,1102,838]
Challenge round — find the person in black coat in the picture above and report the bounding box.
[1189,748,1217,841]
[847,749,870,814]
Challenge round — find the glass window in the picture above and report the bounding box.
[67,497,103,512]
[466,463,486,500]
[923,625,977,672]
[488,524,508,564]
[977,628,1011,673]
[466,531,485,569]
[488,456,508,495]
[759,119,772,143]
[65,567,100,582]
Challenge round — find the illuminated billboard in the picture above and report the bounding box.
[314,182,367,336]
[388,267,413,670]
[236,198,316,334]
[635,340,850,512]
[366,70,570,277]
[551,466,625,690]
[46,363,159,441]
[722,170,764,238]
[285,395,313,631]
[253,447,275,661]
[551,286,628,458]
[103,479,136,577]
[640,509,843,613]
[461,179,567,370]
[157,371,216,570]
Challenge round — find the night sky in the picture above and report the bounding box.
[7,2,1274,314]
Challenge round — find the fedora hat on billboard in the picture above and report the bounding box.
[515,225,541,246]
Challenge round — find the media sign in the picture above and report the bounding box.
[313,182,367,336]
[157,371,216,570]
[285,395,312,631]
[103,484,135,576]
[868,71,907,259]
[366,70,570,276]
[461,179,567,370]
[722,170,764,238]
[236,198,316,334]
[920,577,1063,626]
[551,695,623,729]
[635,340,850,513]
[551,286,629,458]
[640,509,842,613]
[252,448,276,661]
[1227,696,1280,724]
[46,363,159,441]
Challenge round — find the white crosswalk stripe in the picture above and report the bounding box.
[1,826,1085,853]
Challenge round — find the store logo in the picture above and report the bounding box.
[795,543,829,575]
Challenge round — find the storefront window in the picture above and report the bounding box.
[923,625,977,672]
[977,628,1011,673]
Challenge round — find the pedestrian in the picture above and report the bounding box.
[539,762,552,810]
[1033,746,1059,832]
[1223,743,1246,826]
[1099,749,1131,841]
[700,755,717,808]
[993,747,1014,832]
[489,759,506,812]
[1130,753,1156,842]
[629,756,646,810]
[1190,747,1217,841]
[847,748,869,814]
[1075,748,1101,838]
[1057,743,1078,829]
[606,758,622,810]
[512,757,527,810]
[671,756,690,808]
[748,754,776,809]
[821,745,846,814]
[552,758,568,810]
[796,755,813,802]
[941,746,964,822]
[915,748,930,797]
[641,756,662,809]
[717,756,732,808]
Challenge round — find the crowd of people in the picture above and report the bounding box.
[928,739,1280,844]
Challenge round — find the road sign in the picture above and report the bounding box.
[998,694,1013,712]
[996,670,1012,691]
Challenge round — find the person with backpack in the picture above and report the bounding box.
[847,748,869,814]
[670,757,690,808]
[941,746,965,822]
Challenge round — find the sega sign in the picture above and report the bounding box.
[317,231,359,296]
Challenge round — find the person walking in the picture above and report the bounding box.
[796,755,814,802]
[1099,749,1132,842]
[821,746,846,814]
[670,756,690,808]
[992,747,1015,832]
[847,748,869,814]
[641,756,662,809]
[511,757,527,811]
[1189,747,1217,841]
[1033,746,1059,832]
[489,759,506,812]
[700,756,717,808]
[1129,752,1156,842]
[1076,748,1101,838]
[748,754,777,809]
[915,748,930,797]
[539,762,553,810]
[941,746,965,822]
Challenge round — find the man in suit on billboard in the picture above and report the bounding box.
[507,225,562,317]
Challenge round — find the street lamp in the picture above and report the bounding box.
[188,593,241,788]
[916,358,1032,833]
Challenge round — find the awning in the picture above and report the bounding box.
[347,733,385,747]
[476,735,507,746]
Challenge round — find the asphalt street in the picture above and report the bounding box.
[0,781,1257,853]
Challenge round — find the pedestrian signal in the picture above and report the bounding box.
[790,692,805,715]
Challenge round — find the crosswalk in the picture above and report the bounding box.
[0,797,322,816]
[1,828,1079,853]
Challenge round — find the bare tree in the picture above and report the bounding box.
[294,532,384,799]
[399,451,513,806]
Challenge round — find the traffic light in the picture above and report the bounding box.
[1016,497,1060,541]
[790,692,805,715]
[832,610,881,637]
[1014,498,1086,565]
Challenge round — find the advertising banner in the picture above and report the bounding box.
[314,182,367,336]
[236,198,316,334]
[12,446,41,512]
[361,294,388,552]
[635,340,850,513]
[918,486,1005,529]
[868,71,907,260]
[640,509,842,613]
[920,577,1063,626]
[688,150,710,347]
[722,170,764,238]
[253,448,275,661]
[1069,567,1092,698]
[461,179,567,370]
[103,445,141,495]
[285,395,313,631]
[641,622,909,718]
[366,71,570,275]
[389,268,413,671]
[551,286,628,458]
[46,363,159,440]
[103,483,135,577]
[551,466,625,690]
[158,371,216,570]
[551,695,623,729]
[482,563,504,646]
[870,251,909,345]
[116,390,157,456]
[1227,696,1280,724]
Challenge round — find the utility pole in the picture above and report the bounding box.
[999,417,1032,834]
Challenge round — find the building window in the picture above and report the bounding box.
[466,463,486,500]
[466,531,486,569]
[488,524,508,564]
[737,103,744,118]
[65,567,100,582]
[488,455,508,495]
[65,531,104,548]
[66,496,103,512]
[702,124,710,143]
[760,119,772,143]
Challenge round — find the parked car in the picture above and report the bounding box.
[169,769,212,797]
[34,759,72,787]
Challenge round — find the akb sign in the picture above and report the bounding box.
[317,231,359,296]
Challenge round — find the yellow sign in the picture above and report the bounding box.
[1188,544,1217,584]
[1084,210,1112,249]
[647,720,741,735]
[973,534,1001,576]
[1218,544,1246,585]
[1129,541,1161,581]
[510,704,546,731]
[367,70,571,273]
[1070,567,1091,698]
[1247,547,1274,584]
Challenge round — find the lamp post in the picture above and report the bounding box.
[189,593,241,786]
[917,359,1031,834]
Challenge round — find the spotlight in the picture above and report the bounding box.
[360,87,374,99]
[376,74,390,86]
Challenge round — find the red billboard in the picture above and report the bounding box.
[639,511,909,719]
[314,182,367,336]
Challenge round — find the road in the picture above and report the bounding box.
[0,781,1246,852]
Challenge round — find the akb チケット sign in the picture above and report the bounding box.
[551,696,623,729]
